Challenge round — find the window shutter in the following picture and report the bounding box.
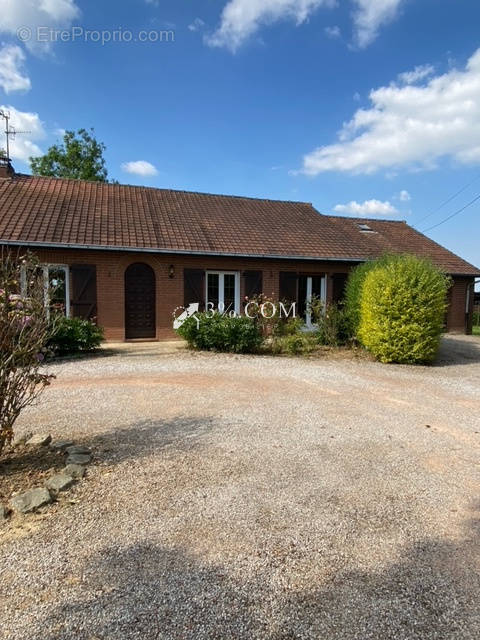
[332,273,348,304]
[244,270,263,299]
[184,269,205,310]
[279,272,297,302]
[71,265,97,320]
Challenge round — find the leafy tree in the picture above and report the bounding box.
[30,128,109,182]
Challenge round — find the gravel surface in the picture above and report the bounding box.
[1,335,480,639]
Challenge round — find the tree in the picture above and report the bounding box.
[30,128,108,182]
[0,250,56,455]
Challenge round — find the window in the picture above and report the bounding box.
[22,264,70,317]
[298,275,327,327]
[357,223,376,233]
[206,271,240,315]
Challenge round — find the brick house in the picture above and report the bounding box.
[0,161,478,340]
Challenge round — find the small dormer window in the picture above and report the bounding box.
[357,223,375,233]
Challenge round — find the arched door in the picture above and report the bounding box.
[124,263,156,339]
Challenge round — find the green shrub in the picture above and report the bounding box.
[48,316,104,356]
[314,302,349,346]
[358,255,450,364]
[176,312,262,353]
[273,316,304,337]
[269,332,318,355]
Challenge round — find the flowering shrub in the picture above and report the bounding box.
[0,251,55,455]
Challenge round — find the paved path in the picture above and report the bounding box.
[1,336,480,639]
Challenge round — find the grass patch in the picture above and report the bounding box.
[473,326,480,336]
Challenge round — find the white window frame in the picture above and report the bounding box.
[305,275,327,328]
[46,264,71,318]
[205,271,240,315]
[21,264,71,318]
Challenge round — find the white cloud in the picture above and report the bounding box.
[324,25,341,38]
[121,161,158,177]
[1,0,80,53]
[0,45,31,93]
[0,104,45,162]
[352,0,404,48]
[206,0,406,51]
[399,189,411,202]
[334,199,399,217]
[398,63,435,85]
[301,48,480,175]
[206,0,335,52]
[189,18,206,32]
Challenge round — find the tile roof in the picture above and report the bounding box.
[0,173,478,276]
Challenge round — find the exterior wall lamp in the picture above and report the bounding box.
[169,264,175,279]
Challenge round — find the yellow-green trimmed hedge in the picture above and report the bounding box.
[358,255,450,364]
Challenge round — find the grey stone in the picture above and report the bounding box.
[10,488,52,514]
[26,434,52,447]
[45,473,75,493]
[50,440,75,451]
[65,445,91,455]
[66,453,91,466]
[12,431,33,448]
[64,464,86,479]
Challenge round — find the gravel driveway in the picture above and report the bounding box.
[1,336,480,639]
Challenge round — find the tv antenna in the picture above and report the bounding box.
[0,110,31,161]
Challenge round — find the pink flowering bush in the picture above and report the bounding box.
[0,251,55,455]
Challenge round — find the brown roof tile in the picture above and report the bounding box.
[0,174,478,276]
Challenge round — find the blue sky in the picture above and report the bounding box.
[1,0,480,280]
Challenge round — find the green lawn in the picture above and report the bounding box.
[473,326,480,336]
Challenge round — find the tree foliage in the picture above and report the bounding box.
[30,128,108,182]
[358,254,450,364]
[0,251,56,454]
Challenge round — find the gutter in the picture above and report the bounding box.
[0,239,366,264]
[1,239,479,277]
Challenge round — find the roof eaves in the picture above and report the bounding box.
[0,239,366,263]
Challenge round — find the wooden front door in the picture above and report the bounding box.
[125,263,156,339]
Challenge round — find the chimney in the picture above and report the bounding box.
[0,156,14,180]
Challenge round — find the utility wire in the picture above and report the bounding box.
[422,192,480,233]
[414,173,480,226]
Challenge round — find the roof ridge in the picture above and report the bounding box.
[14,173,312,206]
[326,214,407,224]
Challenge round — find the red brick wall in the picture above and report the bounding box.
[446,277,474,334]
[5,247,475,339]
